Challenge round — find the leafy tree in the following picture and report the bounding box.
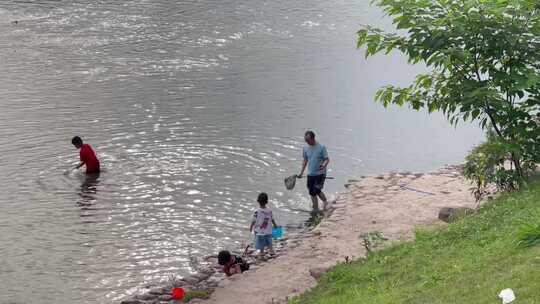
[464,131,521,201]
[358,0,540,178]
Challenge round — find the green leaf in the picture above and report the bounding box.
[359,0,539,175]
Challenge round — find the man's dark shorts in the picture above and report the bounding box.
[307,174,326,196]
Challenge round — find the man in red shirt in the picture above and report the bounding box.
[72,136,100,174]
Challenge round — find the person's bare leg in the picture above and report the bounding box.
[311,195,319,211]
[256,236,264,258]
[318,191,328,210]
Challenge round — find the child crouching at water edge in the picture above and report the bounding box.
[218,250,249,276]
[250,192,278,257]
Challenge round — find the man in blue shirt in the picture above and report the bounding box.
[298,130,330,213]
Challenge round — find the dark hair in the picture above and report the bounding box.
[257,192,268,206]
[304,130,315,139]
[71,136,83,145]
[218,250,231,265]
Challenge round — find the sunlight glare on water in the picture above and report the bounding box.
[0,0,482,303]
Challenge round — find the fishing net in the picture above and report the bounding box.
[284,174,298,190]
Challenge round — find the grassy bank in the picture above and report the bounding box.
[292,179,540,304]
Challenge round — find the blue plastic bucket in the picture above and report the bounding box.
[272,226,283,239]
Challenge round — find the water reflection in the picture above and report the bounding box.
[79,173,100,202]
[0,0,483,303]
[77,173,100,226]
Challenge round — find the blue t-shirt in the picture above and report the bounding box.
[303,143,328,176]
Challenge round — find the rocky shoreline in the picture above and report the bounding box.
[122,165,479,304]
[120,222,321,304]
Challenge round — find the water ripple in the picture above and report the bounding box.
[0,0,483,303]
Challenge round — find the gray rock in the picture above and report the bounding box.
[206,278,220,287]
[199,266,215,275]
[192,272,211,281]
[158,294,173,301]
[309,266,330,280]
[169,279,187,287]
[196,281,209,290]
[136,293,158,301]
[183,276,201,285]
[149,287,167,295]
[183,284,196,290]
[120,300,144,304]
[438,207,474,223]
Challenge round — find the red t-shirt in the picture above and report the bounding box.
[80,144,100,173]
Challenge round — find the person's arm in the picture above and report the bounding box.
[319,146,329,170]
[232,263,242,275]
[76,161,85,169]
[223,265,232,276]
[320,158,329,170]
[298,147,308,178]
[77,148,86,169]
[249,221,255,233]
[299,159,308,178]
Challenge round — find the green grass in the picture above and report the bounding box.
[292,180,540,304]
[183,290,211,303]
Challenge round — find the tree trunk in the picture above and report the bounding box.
[485,113,523,179]
[511,152,523,178]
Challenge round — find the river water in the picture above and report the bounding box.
[0,0,482,303]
